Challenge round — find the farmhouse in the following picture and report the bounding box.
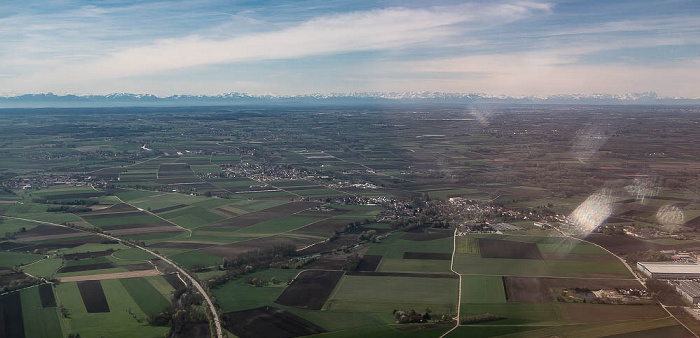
[637,261,700,279]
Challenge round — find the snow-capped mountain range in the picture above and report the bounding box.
[0,92,697,108]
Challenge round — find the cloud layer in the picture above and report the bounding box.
[0,0,698,96]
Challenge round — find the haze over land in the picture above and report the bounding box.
[2,1,700,338]
[2,91,699,108]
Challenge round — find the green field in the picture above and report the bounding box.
[326,275,459,314]
[21,285,64,338]
[204,216,324,241]
[211,268,299,312]
[307,325,452,338]
[56,280,168,338]
[0,251,44,267]
[365,233,454,273]
[456,236,480,254]
[119,277,171,316]
[169,250,222,268]
[453,235,631,278]
[111,247,155,261]
[377,258,452,274]
[460,275,507,303]
[367,233,454,258]
[459,303,563,325]
[23,257,63,278]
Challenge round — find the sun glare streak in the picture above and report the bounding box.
[569,190,614,234]
[625,176,661,203]
[656,204,685,232]
[571,126,608,162]
[469,108,493,126]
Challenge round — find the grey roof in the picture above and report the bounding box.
[638,262,700,274]
[677,280,700,297]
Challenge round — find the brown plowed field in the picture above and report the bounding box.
[223,306,326,338]
[543,277,642,289]
[583,234,700,255]
[479,238,543,259]
[123,263,153,271]
[208,208,238,218]
[38,283,57,307]
[603,325,693,338]
[356,255,383,272]
[345,271,458,279]
[151,204,188,213]
[503,276,553,302]
[63,250,115,260]
[290,218,349,235]
[77,280,110,313]
[541,253,617,261]
[84,203,137,214]
[163,273,186,291]
[16,232,92,242]
[402,229,453,241]
[150,241,218,249]
[201,235,316,258]
[560,303,667,323]
[26,236,103,251]
[0,273,30,287]
[403,252,452,260]
[0,291,25,338]
[80,211,145,220]
[275,270,344,310]
[59,262,116,273]
[15,225,81,238]
[109,226,183,236]
[158,163,190,171]
[100,222,173,231]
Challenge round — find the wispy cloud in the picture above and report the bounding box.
[0,0,698,96]
[43,2,551,81]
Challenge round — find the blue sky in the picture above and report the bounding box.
[0,0,698,97]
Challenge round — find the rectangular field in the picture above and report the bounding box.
[275,270,345,310]
[119,277,170,316]
[77,280,110,313]
[20,285,63,338]
[461,275,507,303]
[325,275,458,314]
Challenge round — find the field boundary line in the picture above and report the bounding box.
[573,233,698,338]
[439,228,461,338]
[111,194,193,237]
[2,215,223,338]
[149,205,338,259]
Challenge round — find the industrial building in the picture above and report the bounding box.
[637,261,700,279]
[673,280,700,304]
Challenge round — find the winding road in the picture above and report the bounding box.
[2,215,224,338]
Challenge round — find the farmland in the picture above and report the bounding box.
[1,105,700,337]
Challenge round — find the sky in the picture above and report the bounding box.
[0,0,698,97]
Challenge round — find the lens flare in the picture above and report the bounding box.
[571,126,608,162]
[625,176,661,203]
[469,109,492,127]
[570,190,614,233]
[656,204,685,232]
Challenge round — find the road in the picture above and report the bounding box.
[439,228,461,338]
[2,215,224,338]
[558,228,698,338]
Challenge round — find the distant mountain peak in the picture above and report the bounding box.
[0,91,697,108]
